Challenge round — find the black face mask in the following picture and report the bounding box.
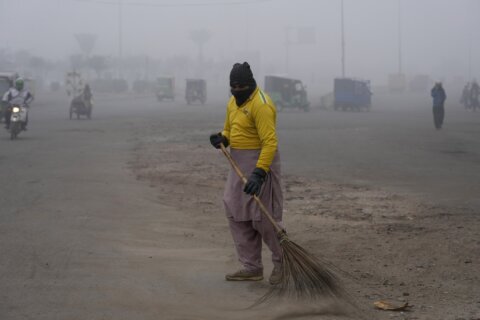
[231,88,252,106]
[231,81,256,107]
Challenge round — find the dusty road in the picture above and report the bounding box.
[0,91,479,320]
[280,93,480,209]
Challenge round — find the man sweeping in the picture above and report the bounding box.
[209,62,283,285]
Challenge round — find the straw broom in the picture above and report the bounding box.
[219,144,346,304]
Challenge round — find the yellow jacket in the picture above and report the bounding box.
[221,87,278,172]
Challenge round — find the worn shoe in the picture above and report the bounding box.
[225,269,263,281]
[269,266,282,285]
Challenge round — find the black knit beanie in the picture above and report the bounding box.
[230,62,256,87]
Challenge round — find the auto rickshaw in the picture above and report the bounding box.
[0,72,18,122]
[69,94,92,120]
[185,79,206,105]
[264,75,310,112]
[155,77,175,102]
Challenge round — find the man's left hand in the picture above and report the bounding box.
[243,168,267,196]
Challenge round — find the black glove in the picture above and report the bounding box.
[209,132,229,149]
[244,168,267,196]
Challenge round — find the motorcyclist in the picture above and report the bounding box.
[83,84,92,101]
[82,83,93,113]
[2,78,34,130]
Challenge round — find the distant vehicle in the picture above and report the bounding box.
[0,72,18,91]
[69,94,92,120]
[185,79,206,105]
[264,75,310,112]
[334,78,372,111]
[0,72,19,122]
[155,77,175,102]
[8,95,30,140]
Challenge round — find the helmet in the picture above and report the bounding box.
[15,78,24,91]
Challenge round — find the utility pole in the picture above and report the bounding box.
[398,0,403,74]
[468,32,472,81]
[341,0,346,78]
[118,0,123,78]
[285,26,292,74]
[468,0,473,81]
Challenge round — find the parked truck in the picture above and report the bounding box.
[334,78,372,111]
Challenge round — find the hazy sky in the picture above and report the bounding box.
[0,0,477,85]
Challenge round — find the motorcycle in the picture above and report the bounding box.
[8,99,29,140]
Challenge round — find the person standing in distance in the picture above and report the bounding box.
[209,62,284,285]
[431,82,446,130]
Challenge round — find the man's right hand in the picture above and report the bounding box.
[209,132,229,149]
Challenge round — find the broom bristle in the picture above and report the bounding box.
[255,232,346,306]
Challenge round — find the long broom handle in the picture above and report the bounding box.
[220,143,283,234]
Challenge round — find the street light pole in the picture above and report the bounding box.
[118,0,123,78]
[285,27,292,75]
[398,0,403,75]
[341,0,346,78]
[468,32,472,81]
[468,0,473,81]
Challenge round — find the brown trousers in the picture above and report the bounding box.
[223,149,284,272]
